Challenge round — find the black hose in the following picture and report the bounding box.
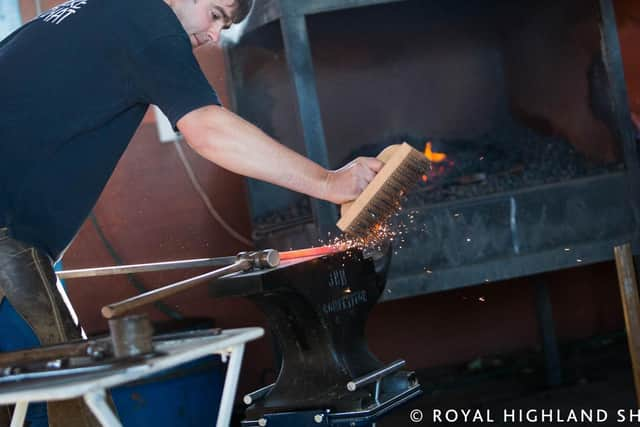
[88,212,183,320]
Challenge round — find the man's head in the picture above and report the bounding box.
[166,0,253,48]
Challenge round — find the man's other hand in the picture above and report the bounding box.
[323,157,384,205]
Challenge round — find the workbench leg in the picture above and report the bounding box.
[83,390,122,427]
[535,281,563,387]
[614,243,640,407]
[9,402,27,427]
[217,344,246,427]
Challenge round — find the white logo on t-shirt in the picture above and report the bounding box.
[40,0,88,25]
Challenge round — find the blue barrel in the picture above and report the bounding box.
[110,355,226,427]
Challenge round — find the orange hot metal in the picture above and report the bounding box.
[279,246,343,261]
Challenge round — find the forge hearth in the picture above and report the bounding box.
[223,0,640,298]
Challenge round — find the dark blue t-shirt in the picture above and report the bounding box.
[0,0,220,259]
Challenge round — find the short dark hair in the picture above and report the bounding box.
[233,0,253,23]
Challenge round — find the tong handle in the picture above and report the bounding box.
[101,260,250,319]
[101,250,280,319]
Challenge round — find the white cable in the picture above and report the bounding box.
[173,139,254,247]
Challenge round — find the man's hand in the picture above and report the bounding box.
[322,157,384,205]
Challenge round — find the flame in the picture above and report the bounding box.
[424,142,447,163]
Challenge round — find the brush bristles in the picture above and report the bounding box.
[337,143,429,237]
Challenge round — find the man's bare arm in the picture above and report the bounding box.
[177,105,382,204]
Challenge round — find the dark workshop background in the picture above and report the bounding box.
[13,0,640,396]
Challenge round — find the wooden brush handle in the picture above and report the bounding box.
[340,144,402,217]
[376,144,402,162]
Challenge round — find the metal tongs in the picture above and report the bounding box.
[57,250,280,319]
